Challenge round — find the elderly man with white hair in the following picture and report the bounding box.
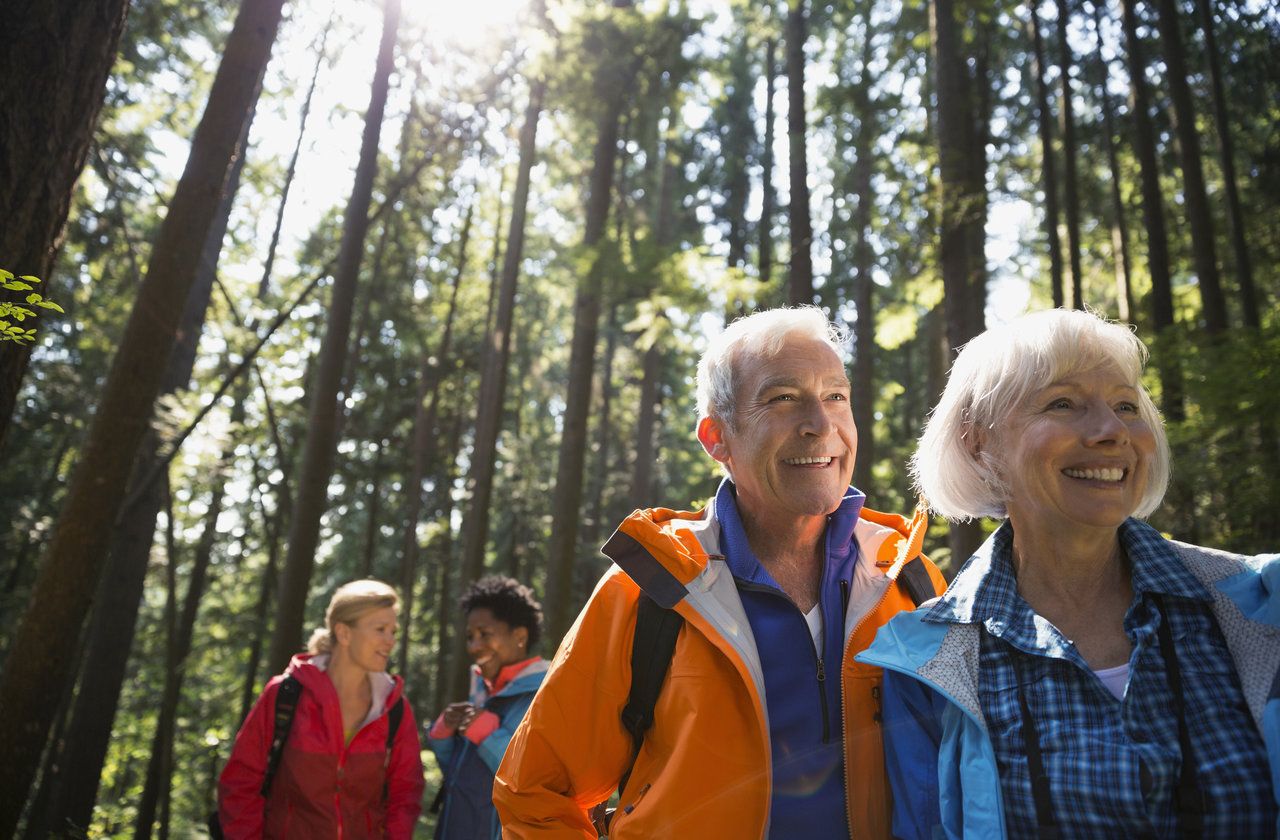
[861,308,1280,839]
[494,306,946,839]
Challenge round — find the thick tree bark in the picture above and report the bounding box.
[785,0,815,306]
[760,37,778,291]
[267,0,402,675]
[1055,0,1085,308]
[1088,0,1134,323]
[1120,0,1183,418]
[1029,5,1065,309]
[543,14,632,649]
[1151,0,1227,333]
[1195,0,1257,327]
[0,1,131,449]
[930,0,988,565]
[0,0,287,817]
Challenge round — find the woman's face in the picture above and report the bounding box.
[999,363,1156,539]
[465,607,528,683]
[335,605,398,673]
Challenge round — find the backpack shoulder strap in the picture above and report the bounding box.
[260,675,302,798]
[617,594,682,797]
[896,556,936,608]
[381,696,406,803]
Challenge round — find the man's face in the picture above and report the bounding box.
[699,334,858,529]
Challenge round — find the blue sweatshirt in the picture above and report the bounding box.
[715,478,863,837]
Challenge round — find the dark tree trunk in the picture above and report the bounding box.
[268,0,402,675]
[399,200,470,686]
[454,79,544,642]
[930,0,988,565]
[760,37,778,292]
[360,437,387,578]
[785,0,814,306]
[239,464,289,725]
[1088,0,1134,323]
[848,24,877,494]
[1120,0,1183,418]
[586,306,620,548]
[631,337,662,508]
[1195,0,1257,327]
[1055,0,1085,309]
[722,45,753,270]
[0,0,284,814]
[1152,0,1227,333]
[544,18,631,649]
[0,0,131,449]
[1029,5,1065,309]
[433,412,466,711]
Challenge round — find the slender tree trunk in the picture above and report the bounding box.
[586,306,620,547]
[1029,4,1065,308]
[1088,0,1134,323]
[931,0,987,564]
[631,336,662,508]
[847,19,877,493]
[134,464,227,839]
[543,14,632,648]
[1120,0,1183,418]
[1152,0,1227,332]
[723,44,753,270]
[1055,0,1085,308]
[0,0,131,448]
[1195,0,1257,327]
[239,464,289,725]
[785,0,814,306]
[760,36,778,292]
[360,436,386,577]
[399,200,471,686]
[433,411,465,711]
[6,47,270,824]
[268,0,402,675]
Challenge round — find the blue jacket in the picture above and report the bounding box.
[857,535,1280,839]
[429,658,549,840]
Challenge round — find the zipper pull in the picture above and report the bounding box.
[816,659,826,682]
[872,684,882,722]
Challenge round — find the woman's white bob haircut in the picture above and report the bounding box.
[912,308,1171,521]
[696,306,846,431]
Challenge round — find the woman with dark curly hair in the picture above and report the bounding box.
[428,575,549,839]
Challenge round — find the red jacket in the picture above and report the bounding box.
[218,653,425,838]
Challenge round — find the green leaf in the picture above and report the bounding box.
[18,275,41,285]
[0,269,12,281]
[2,281,34,291]
[25,293,42,304]
[36,300,64,313]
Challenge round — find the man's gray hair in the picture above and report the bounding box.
[911,308,1171,521]
[696,306,847,432]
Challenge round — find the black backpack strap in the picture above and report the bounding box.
[260,676,302,798]
[381,697,405,803]
[618,594,683,798]
[896,556,936,608]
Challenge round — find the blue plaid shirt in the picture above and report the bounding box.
[929,519,1275,838]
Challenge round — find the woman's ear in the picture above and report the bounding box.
[333,622,351,648]
[513,625,529,650]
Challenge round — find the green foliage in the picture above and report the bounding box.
[0,269,63,344]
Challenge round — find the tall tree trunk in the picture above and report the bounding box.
[0,0,131,449]
[1120,0,1183,418]
[399,200,471,686]
[586,306,620,548]
[723,43,753,270]
[930,0,988,565]
[239,463,289,725]
[432,411,465,711]
[134,461,227,839]
[0,0,284,812]
[630,336,662,508]
[1194,0,1257,327]
[453,81,544,658]
[1152,0,1227,332]
[785,0,815,306]
[1055,0,1085,308]
[1029,4,1065,308]
[543,10,632,649]
[760,37,778,292]
[360,436,387,578]
[848,19,877,494]
[267,0,402,676]
[1088,0,1134,322]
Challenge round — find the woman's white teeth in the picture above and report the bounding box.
[1063,467,1124,482]
[785,456,832,465]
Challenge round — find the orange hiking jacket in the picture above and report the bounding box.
[494,502,945,839]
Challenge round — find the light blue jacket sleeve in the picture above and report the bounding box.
[881,667,945,840]
[474,691,537,773]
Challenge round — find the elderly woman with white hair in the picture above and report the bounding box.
[860,308,1280,838]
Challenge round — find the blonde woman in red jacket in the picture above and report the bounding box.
[218,580,425,838]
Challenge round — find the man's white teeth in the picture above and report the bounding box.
[785,456,832,465]
[1063,467,1124,482]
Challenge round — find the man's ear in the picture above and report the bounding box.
[697,415,731,465]
[962,412,986,460]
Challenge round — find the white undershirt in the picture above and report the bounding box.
[804,604,823,657]
[1093,662,1130,700]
